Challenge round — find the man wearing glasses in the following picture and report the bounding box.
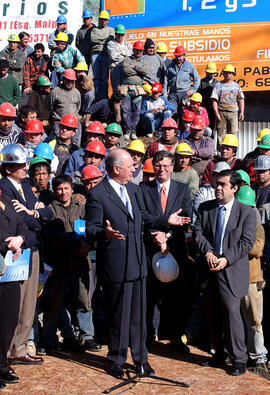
[140,150,192,353]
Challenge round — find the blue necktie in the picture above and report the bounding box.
[120,185,133,218]
[214,206,226,255]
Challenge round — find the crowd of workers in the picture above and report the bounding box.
[0,7,270,389]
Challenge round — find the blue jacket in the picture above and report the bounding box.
[0,178,52,249]
[65,148,85,175]
[140,95,176,116]
[164,59,200,96]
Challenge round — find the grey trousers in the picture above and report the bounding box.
[205,271,247,364]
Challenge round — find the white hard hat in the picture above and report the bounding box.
[152,252,179,283]
[213,161,230,173]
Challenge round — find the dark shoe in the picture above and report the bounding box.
[62,337,85,353]
[109,362,124,379]
[0,382,6,390]
[170,340,190,354]
[229,363,246,376]
[83,339,102,352]
[135,362,155,376]
[0,372,19,384]
[202,352,228,368]
[8,366,15,375]
[8,354,43,365]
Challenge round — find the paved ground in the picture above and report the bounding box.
[3,342,270,394]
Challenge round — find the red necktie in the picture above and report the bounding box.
[160,185,167,214]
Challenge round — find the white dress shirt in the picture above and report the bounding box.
[218,198,234,254]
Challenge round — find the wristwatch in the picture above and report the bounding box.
[165,231,172,239]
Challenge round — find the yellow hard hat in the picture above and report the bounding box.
[99,10,110,19]
[190,92,202,103]
[74,62,88,71]
[126,139,145,155]
[205,62,217,73]
[54,32,69,42]
[156,42,168,53]
[257,128,270,142]
[223,64,236,75]
[142,84,152,96]
[8,33,20,42]
[220,134,239,148]
[175,143,193,156]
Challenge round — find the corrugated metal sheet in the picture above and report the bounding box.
[236,122,270,159]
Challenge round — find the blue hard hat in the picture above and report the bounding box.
[82,9,93,18]
[34,143,54,161]
[56,15,67,24]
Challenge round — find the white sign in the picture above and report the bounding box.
[0,0,84,51]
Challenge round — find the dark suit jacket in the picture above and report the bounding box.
[0,194,28,255]
[0,177,52,249]
[86,178,169,283]
[194,198,256,297]
[140,179,192,260]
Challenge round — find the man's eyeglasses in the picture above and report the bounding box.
[154,164,172,169]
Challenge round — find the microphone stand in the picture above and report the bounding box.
[104,192,190,393]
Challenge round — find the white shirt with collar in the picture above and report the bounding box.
[7,176,23,192]
[156,179,171,197]
[107,175,133,210]
[218,198,234,255]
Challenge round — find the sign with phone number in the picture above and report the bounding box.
[0,0,83,51]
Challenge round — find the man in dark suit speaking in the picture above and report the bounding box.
[194,170,256,376]
[86,148,190,378]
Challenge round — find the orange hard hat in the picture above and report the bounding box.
[60,113,78,128]
[84,140,106,156]
[182,109,195,122]
[81,164,102,181]
[25,119,44,133]
[142,158,154,174]
[191,115,206,130]
[86,121,105,135]
[161,118,177,129]
[133,41,144,50]
[0,102,16,117]
[174,46,186,56]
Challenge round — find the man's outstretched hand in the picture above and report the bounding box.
[105,220,125,240]
[168,209,191,226]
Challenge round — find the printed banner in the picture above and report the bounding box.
[106,0,270,91]
[0,0,84,50]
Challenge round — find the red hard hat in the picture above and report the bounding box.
[0,102,16,117]
[63,68,76,80]
[182,109,195,122]
[191,115,206,130]
[161,118,177,129]
[25,119,44,133]
[84,140,106,156]
[59,113,78,128]
[152,82,163,93]
[133,41,144,50]
[81,164,102,181]
[174,46,186,56]
[86,121,105,135]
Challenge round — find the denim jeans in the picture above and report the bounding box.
[110,64,122,94]
[121,94,142,134]
[241,283,268,363]
[91,53,109,99]
[141,110,172,134]
[72,271,94,340]
[168,91,187,119]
